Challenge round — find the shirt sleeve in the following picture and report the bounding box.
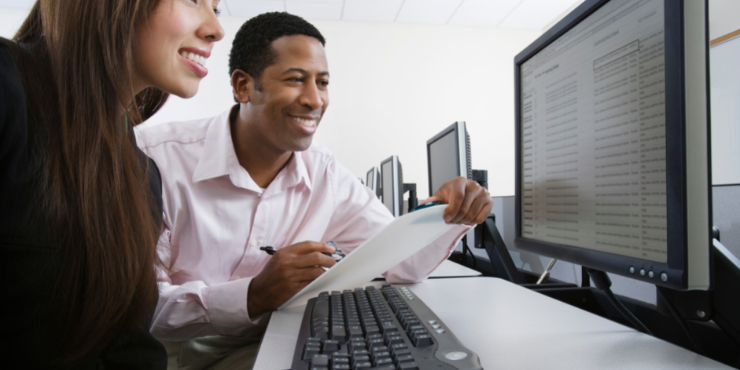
[322,157,471,284]
[149,225,270,342]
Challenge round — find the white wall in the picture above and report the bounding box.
[709,0,740,40]
[143,18,541,198]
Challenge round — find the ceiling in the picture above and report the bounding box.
[0,0,583,30]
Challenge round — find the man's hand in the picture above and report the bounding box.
[420,176,493,225]
[248,241,336,317]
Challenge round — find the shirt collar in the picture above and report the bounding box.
[191,105,313,194]
[192,106,241,183]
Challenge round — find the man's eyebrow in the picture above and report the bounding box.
[282,68,330,77]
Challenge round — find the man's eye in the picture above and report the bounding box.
[289,77,304,83]
[319,80,329,87]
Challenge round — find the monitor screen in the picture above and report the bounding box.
[428,131,458,196]
[515,0,711,290]
[519,0,667,263]
[382,160,394,214]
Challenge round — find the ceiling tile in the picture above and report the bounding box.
[342,4,400,23]
[498,11,557,29]
[346,0,403,6]
[515,0,581,14]
[448,8,508,28]
[459,0,521,12]
[224,0,285,18]
[396,6,457,25]
[287,0,344,3]
[0,0,34,8]
[286,1,344,20]
[403,0,463,7]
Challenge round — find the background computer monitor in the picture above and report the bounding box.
[426,121,472,197]
[514,0,710,290]
[380,155,404,217]
[366,167,380,198]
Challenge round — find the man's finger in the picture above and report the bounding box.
[292,251,337,269]
[460,192,487,224]
[282,241,335,255]
[450,183,480,224]
[443,179,466,223]
[418,196,439,206]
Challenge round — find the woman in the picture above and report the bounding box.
[0,0,223,368]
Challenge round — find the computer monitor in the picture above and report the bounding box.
[380,155,404,218]
[366,167,380,198]
[426,121,472,197]
[514,0,711,290]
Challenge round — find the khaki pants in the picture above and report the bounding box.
[162,335,261,370]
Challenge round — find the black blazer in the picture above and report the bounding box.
[0,42,167,369]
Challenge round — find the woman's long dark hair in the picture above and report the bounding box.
[7,0,168,364]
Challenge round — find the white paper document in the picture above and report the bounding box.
[279,205,457,309]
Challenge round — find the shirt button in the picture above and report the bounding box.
[251,240,258,247]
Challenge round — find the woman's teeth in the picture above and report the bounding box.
[181,51,207,67]
[294,117,316,127]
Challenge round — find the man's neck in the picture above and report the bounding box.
[230,105,293,189]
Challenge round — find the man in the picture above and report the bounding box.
[136,12,492,369]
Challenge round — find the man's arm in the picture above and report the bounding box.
[149,227,268,342]
[322,160,491,283]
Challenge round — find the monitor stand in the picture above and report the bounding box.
[470,215,522,284]
[402,183,418,214]
[656,238,740,352]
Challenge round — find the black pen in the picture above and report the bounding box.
[259,244,344,262]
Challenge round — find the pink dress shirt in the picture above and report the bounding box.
[136,106,469,342]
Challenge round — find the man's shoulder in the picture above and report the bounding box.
[135,113,224,150]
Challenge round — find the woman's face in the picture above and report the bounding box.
[134,0,224,98]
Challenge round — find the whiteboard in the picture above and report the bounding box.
[711,36,740,185]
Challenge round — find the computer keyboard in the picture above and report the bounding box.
[290,284,483,370]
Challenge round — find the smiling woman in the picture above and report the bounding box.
[0,0,222,368]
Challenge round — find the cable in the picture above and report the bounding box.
[656,286,706,356]
[587,268,653,336]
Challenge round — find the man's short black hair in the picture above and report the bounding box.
[229,12,326,90]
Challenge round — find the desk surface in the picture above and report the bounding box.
[254,277,731,370]
[428,259,481,278]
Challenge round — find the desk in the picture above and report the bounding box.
[428,259,481,278]
[254,277,732,369]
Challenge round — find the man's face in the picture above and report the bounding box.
[241,35,330,153]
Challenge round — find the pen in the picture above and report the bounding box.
[259,243,344,262]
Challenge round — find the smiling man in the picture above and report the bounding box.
[136,12,492,369]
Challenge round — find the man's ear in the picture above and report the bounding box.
[231,69,254,104]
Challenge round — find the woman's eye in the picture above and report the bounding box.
[213,7,221,16]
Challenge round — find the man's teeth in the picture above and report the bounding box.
[181,51,207,67]
[294,117,316,127]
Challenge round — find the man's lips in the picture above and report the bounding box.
[289,114,319,134]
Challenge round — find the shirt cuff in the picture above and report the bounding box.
[204,277,270,337]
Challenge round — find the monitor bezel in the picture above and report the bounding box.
[426,121,468,197]
[513,0,698,290]
[380,156,401,217]
[366,167,379,197]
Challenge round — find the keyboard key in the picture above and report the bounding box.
[397,361,419,370]
[348,326,364,338]
[311,367,328,370]
[394,354,414,365]
[380,321,398,334]
[333,365,350,370]
[373,350,391,359]
[352,355,370,365]
[374,357,394,366]
[331,325,346,341]
[371,346,389,355]
[311,354,330,366]
[313,299,329,321]
[314,326,330,339]
[391,349,410,358]
[365,325,380,336]
[323,339,340,352]
[413,334,433,347]
[351,349,370,357]
[334,357,350,364]
[367,338,384,349]
[303,345,320,361]
[352,361,372,370]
